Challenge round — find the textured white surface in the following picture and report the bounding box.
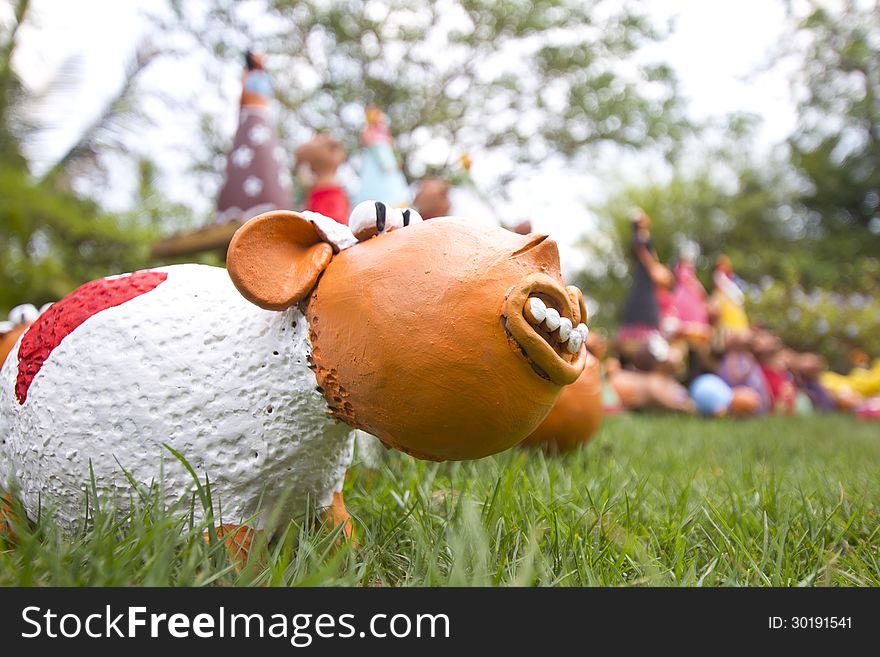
[0,264,353,530]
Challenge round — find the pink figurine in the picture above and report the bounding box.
[672,255,710,345]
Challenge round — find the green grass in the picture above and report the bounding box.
[2,414,878,586]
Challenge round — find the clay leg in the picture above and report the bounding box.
[204,524,263,568]
[322,491,354,543]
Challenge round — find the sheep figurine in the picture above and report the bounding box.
[0,205,588,540]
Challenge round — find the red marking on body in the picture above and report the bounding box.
[15,271,168,404]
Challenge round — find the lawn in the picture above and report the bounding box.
[1,413,878,586]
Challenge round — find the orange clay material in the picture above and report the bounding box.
[227,211,334,310]
[730,386,761,417]
[412,178,451,220]
[503,272,586,386]
[609,368,694,413]
[205,524,262,568]
[520,352,603,452]
[307,218,584,461]
[0,323,29,368]
[322,491,354,543]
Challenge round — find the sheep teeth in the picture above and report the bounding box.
[566,327,585,354]
[524,297,547,324]
[557,317,572,342]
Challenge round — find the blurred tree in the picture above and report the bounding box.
[578,111,880,361]
[782,0,880,264]
[0,167,156,311]
[577,116,795,323]
[0,0,29,168]
[577,1,880,341]
[0,0,188,315]
[169,0,691,192]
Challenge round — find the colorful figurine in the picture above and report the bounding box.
[607,359,694,413]
[617,210,672,358]
[780,351,828,414]
[716,350,771,415]
[0,207,589,539]
[215,51,293,224]
[711,254,750,347]
[295,134,349,224]
[671,250,710,345]
[351,106,411,208]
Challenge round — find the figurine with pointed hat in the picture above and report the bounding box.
[215,51,293,224]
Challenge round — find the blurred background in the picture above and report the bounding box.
[1,0,877,369]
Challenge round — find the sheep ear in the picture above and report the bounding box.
[227,210,333,310]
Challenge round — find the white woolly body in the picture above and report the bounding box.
[0,263,353,530]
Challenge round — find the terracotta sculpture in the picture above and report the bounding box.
[412,178,451,220]
[295,134,349,225]
[215,51,293,224]
[0,207,588,538]
[519,352,603,453]
[508,219,533,235]
[351,106,411,208]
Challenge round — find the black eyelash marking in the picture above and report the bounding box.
[402,209,411,227]
[375,201,386,232]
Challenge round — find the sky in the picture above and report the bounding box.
[8,0,801,277]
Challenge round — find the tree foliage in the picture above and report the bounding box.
[0,166,156,311]
[0,1,184,315]
[171,0,690,187]
[785,0,880,252]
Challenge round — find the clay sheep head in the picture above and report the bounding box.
[227,207,589,461]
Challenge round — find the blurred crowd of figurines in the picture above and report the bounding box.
[604,209,880,423]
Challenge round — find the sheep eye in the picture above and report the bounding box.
[375,201,387,232]
[401,207,423,227]
[350,200,386,241]
[349,201,410,241]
